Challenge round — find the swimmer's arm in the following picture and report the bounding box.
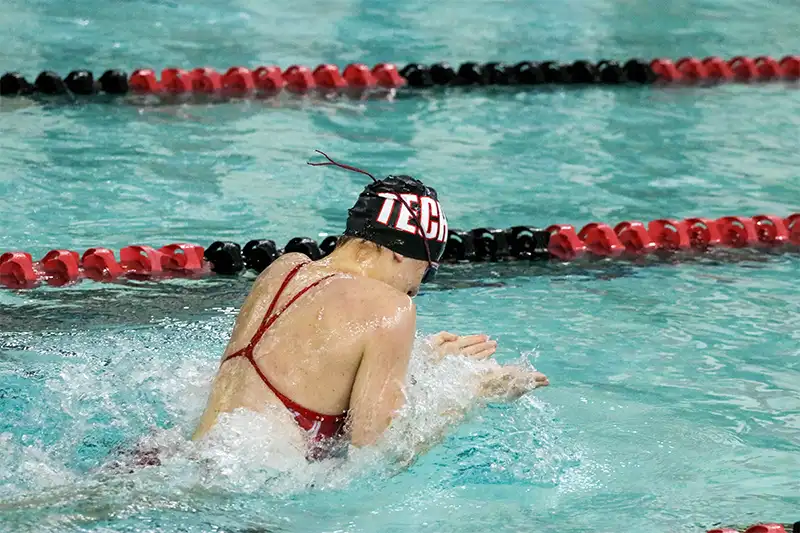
[427,333,547,397]
[398,366,549,463]
[391,370,544,466]
[348,300,416,448]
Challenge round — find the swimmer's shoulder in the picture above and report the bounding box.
[273,252,312,270]
[235,254,316,325]
[252,252,311,284]
[253,253,414,316]
[327,274,415,318]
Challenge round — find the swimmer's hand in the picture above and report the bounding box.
[477,365,549,402]
[430,331,497,360]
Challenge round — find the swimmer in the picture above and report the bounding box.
[192,151,548,459]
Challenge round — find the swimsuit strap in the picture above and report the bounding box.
[222,260,336,365]
[220,261,348,430]
[245,261,309,353]
[250,270,338,351]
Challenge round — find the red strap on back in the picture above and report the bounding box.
[238,261,307,355]
[220,262,348,435]
[246,271,337,353]
[224,261,331,362]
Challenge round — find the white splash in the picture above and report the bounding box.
[0,328,560,518]
[138,335,545,493]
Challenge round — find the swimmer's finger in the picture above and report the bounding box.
[456,334,490,349]
[470,347,497,360]
[432,331,459,346]
[461,340,497,359]
[531,371,549,387]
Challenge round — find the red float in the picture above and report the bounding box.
[779,55,800,79]
[787,213,800,244]
[313,64,347,89]
[545,224,587,261]
[222,67,255,93]
[716,216,759,247]
[158,243,205,272]
[253,66,286,93]
[614,221,658,254]
[650,59,682,82]
[744,525,787,533]
[648,219,691,250]
[120,245,164,274]
[729,56,760,81]
[676,57,709,82]
[577,223,626,257]
[129,69,160,93]
[708,525,792,533]
[684,217,722,249]
[161,68,193,93]
[81,247,123,280]
[0,252,37,287]
[283,65,316,93]
[752,215,790,245]
[40,249,81,283]
[343,63,377,88]
[702,57,734,81]
[372,63,406,88]
[754,56,782,79]
[191,67,223,93]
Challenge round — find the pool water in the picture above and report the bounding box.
[1,0,800,532]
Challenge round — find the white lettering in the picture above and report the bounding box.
[437,206,449,242]
[420,197,439,239]
[375,193,447,243]
[376,193,397,224]
[395,194,420,234]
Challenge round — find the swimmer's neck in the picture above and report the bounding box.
[318,245,391,284]
[319,247,377,277]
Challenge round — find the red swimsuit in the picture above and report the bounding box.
[221,262,348,442]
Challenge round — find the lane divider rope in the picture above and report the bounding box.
[708,522,799,533]
[2,55,800,99]
[1,213,797,289]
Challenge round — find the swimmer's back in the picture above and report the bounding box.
[193,253,415,445]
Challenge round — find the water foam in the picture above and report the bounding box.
[0,324,569,533]
[128,335,539,494]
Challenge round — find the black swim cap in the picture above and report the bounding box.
[307,151,449,262]
[345,175,448,262]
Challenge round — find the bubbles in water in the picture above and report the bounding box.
[130,335,532,494]
[0,433,77,495]
[0,320,585,533]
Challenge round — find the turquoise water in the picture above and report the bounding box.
[2,0,800,532]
